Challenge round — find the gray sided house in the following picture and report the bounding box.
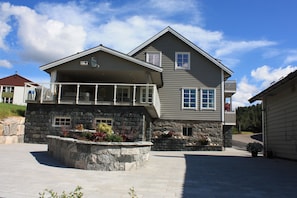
[249,70,297,160]
[24,27,236,150]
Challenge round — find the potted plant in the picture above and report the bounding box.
[246,142,263,157]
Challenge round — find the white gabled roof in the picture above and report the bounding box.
[40,45,163,73]
[128,26,233,76]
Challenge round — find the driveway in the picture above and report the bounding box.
[232,133,263,150]
[0,143,297,197]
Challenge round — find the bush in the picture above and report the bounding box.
[105,133,123,142]
[96,123,113,135]
[39,186,83,198]
[246,142,263,153]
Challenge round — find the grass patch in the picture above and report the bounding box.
[0,103,26,119]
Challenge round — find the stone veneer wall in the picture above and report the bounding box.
[223,125,233,147]
[25,104,151,143]
[151,119,223,151]
[47,135,152,171]
[0,117,24,144]
[151,138,223,151]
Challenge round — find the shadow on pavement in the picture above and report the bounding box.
[30,151,68,168]
[183,154,297,198]
[251,133,263,142]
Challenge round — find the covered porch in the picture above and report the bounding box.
[25,82,161,118]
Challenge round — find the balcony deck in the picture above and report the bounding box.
[25,82,161,118]
[224,111,236,125]
[225,80,236,97]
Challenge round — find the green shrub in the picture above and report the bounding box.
[39,186,83,198]
[96,123,113,135]
[105,133,123,142]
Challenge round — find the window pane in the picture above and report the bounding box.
[183,88,196,109]
[147,52,160,66]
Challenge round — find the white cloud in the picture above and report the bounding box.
[233,65,297,108]
[251,65,297,88]
[215,40,277,57]
[0,59,12,68]
[284,50,297,65]
[0,21,11,50]
[232,76,258,109]
[0,2,86,63]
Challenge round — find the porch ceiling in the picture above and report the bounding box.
[57,70,162,86]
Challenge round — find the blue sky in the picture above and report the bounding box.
[1,0,297,108]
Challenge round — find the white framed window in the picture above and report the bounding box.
[146,52,162,67]
[175,52,190,70]
[140,87,153,103]
[201,88,216,110]
[53,117,71,127]
[3,86,14,93]
[95,118,113,126]
[116,87,130,102]
[182,88,197,110]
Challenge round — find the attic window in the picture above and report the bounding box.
[175,52,190,70]
[146,52,162,67]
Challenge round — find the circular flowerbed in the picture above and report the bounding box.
[47,123,152,171]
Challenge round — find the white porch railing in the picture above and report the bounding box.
[24,82,161,118]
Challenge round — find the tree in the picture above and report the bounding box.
[236,104,262,133]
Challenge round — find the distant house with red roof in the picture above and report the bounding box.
[0,74,36,105]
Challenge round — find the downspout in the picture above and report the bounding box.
[221,69,225,123]
[262,101,267,156]
[221,70,225,148]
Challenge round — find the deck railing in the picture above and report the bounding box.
[24,82,161,118]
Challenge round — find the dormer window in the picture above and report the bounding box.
[146,52,162,67]
[175,52,190,70]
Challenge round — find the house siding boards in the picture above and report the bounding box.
[132,32,222,121]
[264,81,297,160]
[249,70,297,160]
[52,51,161,86]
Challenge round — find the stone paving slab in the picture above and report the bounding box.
[0,144,297,197]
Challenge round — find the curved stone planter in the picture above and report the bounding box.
[47,135,152,171]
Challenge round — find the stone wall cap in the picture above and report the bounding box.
[46,135,153,146]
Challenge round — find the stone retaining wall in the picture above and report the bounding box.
[0,117,24,144]
[47,135,152,171]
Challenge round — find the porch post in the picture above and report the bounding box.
[133,85,136,106]
[113,85,117,105]
[58,84,61,104]
[76,84,80,104]
[94,84,98,104]
[40,86,44,103]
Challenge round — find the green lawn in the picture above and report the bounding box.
[0,103,26,119]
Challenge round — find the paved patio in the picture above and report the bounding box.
[0,143,297,198]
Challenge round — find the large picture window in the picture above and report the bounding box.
[182,88,197,109]
[175,52,190,70]
[201,88,216,110]
[146,52,162,66]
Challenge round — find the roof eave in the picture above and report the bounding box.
[40,45,163,73]
[249,69,297,103]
